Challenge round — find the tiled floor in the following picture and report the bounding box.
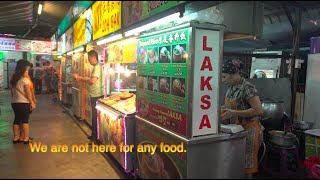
[0,91,121,179]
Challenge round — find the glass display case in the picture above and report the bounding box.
[108,63,137,94]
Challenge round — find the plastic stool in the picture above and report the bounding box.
[262,143,299,178]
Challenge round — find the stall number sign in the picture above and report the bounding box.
[92,1,121,40]
[192,29,220,137]
[0,38,15,50]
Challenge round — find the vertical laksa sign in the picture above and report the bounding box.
[192,29,221,137]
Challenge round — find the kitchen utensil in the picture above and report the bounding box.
[293,121,313,130]
[268,130,299,147]
[282,131,288,137]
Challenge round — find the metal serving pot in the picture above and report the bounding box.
[261,100,285,121]
[268,130,299,147]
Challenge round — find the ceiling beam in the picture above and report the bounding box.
[0,17,32,22]
[0,1,33,10]
[0,11,33,18]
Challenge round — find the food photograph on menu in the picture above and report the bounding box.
[158,77,170,94]
[159,46,171,63]
[147,76,158,92]
[172,44,187,63]
[138,49,147,64]
[172,78,186,97]
[147,47,159,64]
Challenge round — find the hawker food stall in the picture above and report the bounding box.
[97,91,136,171]
[96,37,138,172]
[134,21,247,179]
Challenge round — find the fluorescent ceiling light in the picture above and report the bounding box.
[67,51,73,55]
[73,47,84,53]
[38,4,43,15]
[97,34,123,45]
[125,12,180,37]
[57,55,62,58]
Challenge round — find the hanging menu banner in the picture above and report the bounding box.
[123,1,185,28]
[136,27,190,137]
[31,41,52,53]
[73,16,86,48]
[0,38,15,50]
[15,40,32,51]
[92,1,121,40]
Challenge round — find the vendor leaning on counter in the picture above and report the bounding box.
[220,59,264,179]
[72,50,104,145]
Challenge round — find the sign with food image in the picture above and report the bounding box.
[31,41,52,53]
[136,119,187,179]
[122,1,186,28]
[136,28,190,136]
[99,112,125,167]
[106,38,138,64]
[15,40,31,51]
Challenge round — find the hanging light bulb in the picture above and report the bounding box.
[109,68,114,74]
[119,66,124,73]
[125,70,131,77]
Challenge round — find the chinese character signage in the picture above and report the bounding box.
[0,38,15,50]
[92,1,121,40]
[123,1,185,28]
[136,28,190,137]
[73,16,86,48]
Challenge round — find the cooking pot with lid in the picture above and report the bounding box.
[269,130,299,147]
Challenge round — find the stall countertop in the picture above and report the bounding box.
[135,115,248,145]
[96,101,136,116]
[187,131,248,146]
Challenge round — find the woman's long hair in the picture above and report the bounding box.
[10,60,31,87]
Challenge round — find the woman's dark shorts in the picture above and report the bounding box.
[11,103,31,125]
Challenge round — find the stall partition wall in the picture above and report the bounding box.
[220,78,292,118]
[71,53,84,119]
[0,61,3,90]
[303,54,320,128]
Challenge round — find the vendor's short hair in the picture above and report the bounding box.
[88,50,98,61]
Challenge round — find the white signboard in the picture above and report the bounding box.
[0,38,15,50]
[192,29,221,137]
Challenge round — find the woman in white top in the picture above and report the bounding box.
[10,60,37,144]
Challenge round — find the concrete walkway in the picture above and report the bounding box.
[0,91,121,179]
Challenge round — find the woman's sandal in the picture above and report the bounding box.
[13,139,23,144]
[23,137,33,144]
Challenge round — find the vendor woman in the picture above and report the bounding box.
[221,59,264,179]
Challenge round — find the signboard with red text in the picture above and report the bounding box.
[92,1,121,40]
[192,29,220,137]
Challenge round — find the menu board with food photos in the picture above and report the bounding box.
[136,28,190,137]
